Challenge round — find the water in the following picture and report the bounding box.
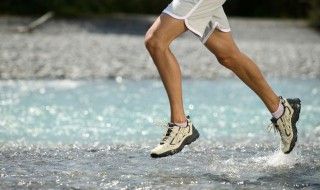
[1,78,320,189]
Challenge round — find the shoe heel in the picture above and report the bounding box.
[185,125,200,145]
[288,98,301,121]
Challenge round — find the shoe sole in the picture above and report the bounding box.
[150,125,200,158]
[284,98,301,154]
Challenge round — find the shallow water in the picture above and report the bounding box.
[1,78,320,189]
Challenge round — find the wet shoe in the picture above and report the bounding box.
[269,97,301,154]
[150,116,200,158]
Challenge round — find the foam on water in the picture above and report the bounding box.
[265,147,301,167]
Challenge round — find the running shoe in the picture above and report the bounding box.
[269,97,301,154]
[150,116,200,158]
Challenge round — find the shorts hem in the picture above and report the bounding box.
[201,22,231,43]
[162,10,203,37]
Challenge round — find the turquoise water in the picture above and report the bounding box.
[1,78,320,189]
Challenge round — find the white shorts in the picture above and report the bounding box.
[163,0,231,43]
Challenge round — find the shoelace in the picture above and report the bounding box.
[153,122,172,145]
[267,122,280,134]
[154,121,179,145]
[267,122,287,145]
[161,125,173,145]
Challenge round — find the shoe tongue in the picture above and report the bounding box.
[270,117,278,123]
[168,123,177,127]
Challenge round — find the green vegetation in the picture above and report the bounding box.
[224,0,309,18]
[0,0,172,16]
[308,0,320,28]
[0,0,318,27]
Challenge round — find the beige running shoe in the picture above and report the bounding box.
[270,97,301,154]
[150,116,200,158]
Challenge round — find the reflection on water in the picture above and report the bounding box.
[0,78,319,189]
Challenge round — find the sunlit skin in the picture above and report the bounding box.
[145,13,280,123]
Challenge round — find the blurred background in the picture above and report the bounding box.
[0,0,318,27]
[1,0,319,140]
[0,0,319,137]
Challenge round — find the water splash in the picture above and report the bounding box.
[265,145,302,167]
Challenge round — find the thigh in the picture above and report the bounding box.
[146,13,188,46]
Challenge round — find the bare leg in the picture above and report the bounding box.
[205,30,280,113]
[145,13,188,123]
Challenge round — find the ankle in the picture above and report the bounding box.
[174,121,188,127]
[271,98,284,119]
[171,116,187,124]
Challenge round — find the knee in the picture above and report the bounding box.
[216,51,242,71]
[144,30,167,54]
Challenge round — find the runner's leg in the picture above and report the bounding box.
[145,13,188,123]
[204,30,280,113]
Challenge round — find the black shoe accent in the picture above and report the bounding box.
[284,98,301,154]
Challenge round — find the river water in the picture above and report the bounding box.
[0,78,319,189]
